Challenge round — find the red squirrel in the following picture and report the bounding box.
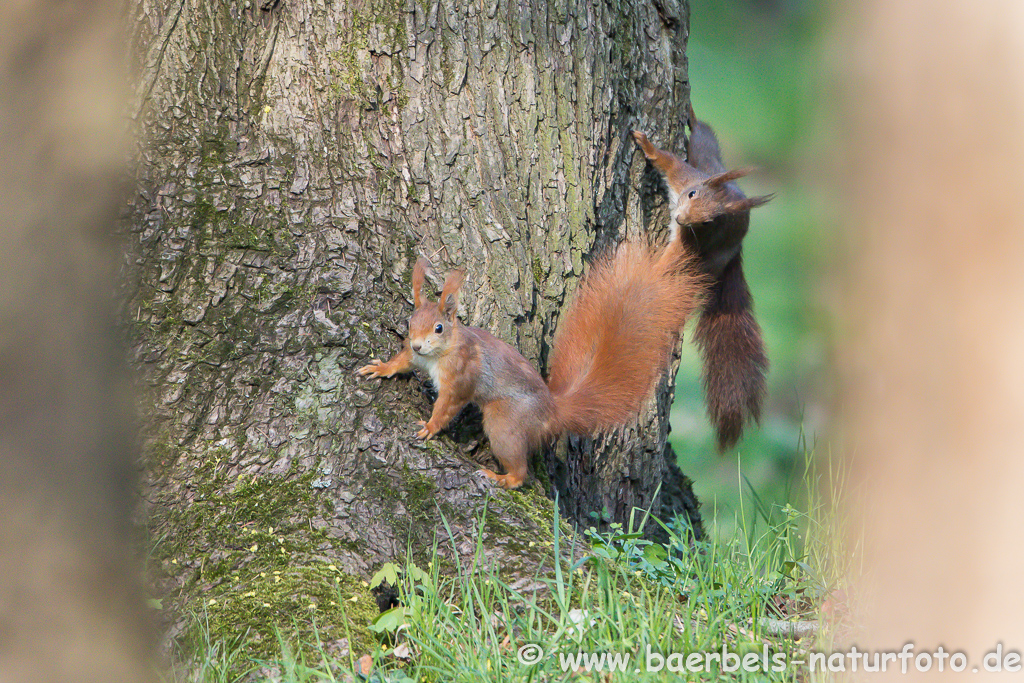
[357,237,705,489]
[633,104,773,450]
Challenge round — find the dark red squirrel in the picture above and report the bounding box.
[633,103,773,450]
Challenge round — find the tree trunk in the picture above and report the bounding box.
[125,0,698,656]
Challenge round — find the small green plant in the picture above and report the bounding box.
[366,562,431,637]
[583,510,698,589]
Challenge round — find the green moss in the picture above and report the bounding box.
[155,313,180,334]
[188,564,377,662]
[365,135,402,202]
[439,23,454,91]
[402,467,440,524]
[201,137,230,166]
[391,59,410,110]
[145,436,182,479]
[489,489,571,561]
[149,449,378,663]
[531,257,544,285]
[189,197,215,233]
[360,465,463,570]
[329,0,408,110]
[407,179,422,203]
[611,0,636,66]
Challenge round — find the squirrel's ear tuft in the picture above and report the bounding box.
[438,269,465,319]
[413,257,431,308]
[728,194,774,214]
[707,167,754,188]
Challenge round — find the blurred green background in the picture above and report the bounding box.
[670,0,831,539]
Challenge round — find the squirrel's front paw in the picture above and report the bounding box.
[631,130,656,159]
[357,359,385,378]
[415,420,435,440]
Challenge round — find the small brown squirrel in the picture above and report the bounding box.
[633,104,773,450]
[357,237,705,488]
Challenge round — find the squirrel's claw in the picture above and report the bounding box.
[415,420,433,440]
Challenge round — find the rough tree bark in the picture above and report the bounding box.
[125,0,699,655]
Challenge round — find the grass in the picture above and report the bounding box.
[168,444,851,682]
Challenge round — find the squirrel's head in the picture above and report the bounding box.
[632,131,772,228]
[672,168,773,227]
[407,256,463,359]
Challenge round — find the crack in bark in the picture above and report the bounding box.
[133,0,186,119]
[250,9,280,99]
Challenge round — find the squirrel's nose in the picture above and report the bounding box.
[411,342,422,353]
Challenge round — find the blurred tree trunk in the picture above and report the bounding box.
[1,1,153,681]
[125,0,699,653]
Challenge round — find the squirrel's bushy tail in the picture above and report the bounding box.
[694,253,768,450]
[546,239,704,436]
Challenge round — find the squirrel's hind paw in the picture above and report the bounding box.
[478,468,525,490]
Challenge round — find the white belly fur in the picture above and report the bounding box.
[413,353,442,389]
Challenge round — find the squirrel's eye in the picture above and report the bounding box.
[434,323,444,334]
[687,190,698,199]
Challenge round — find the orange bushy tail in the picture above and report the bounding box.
[546,239,705,435]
